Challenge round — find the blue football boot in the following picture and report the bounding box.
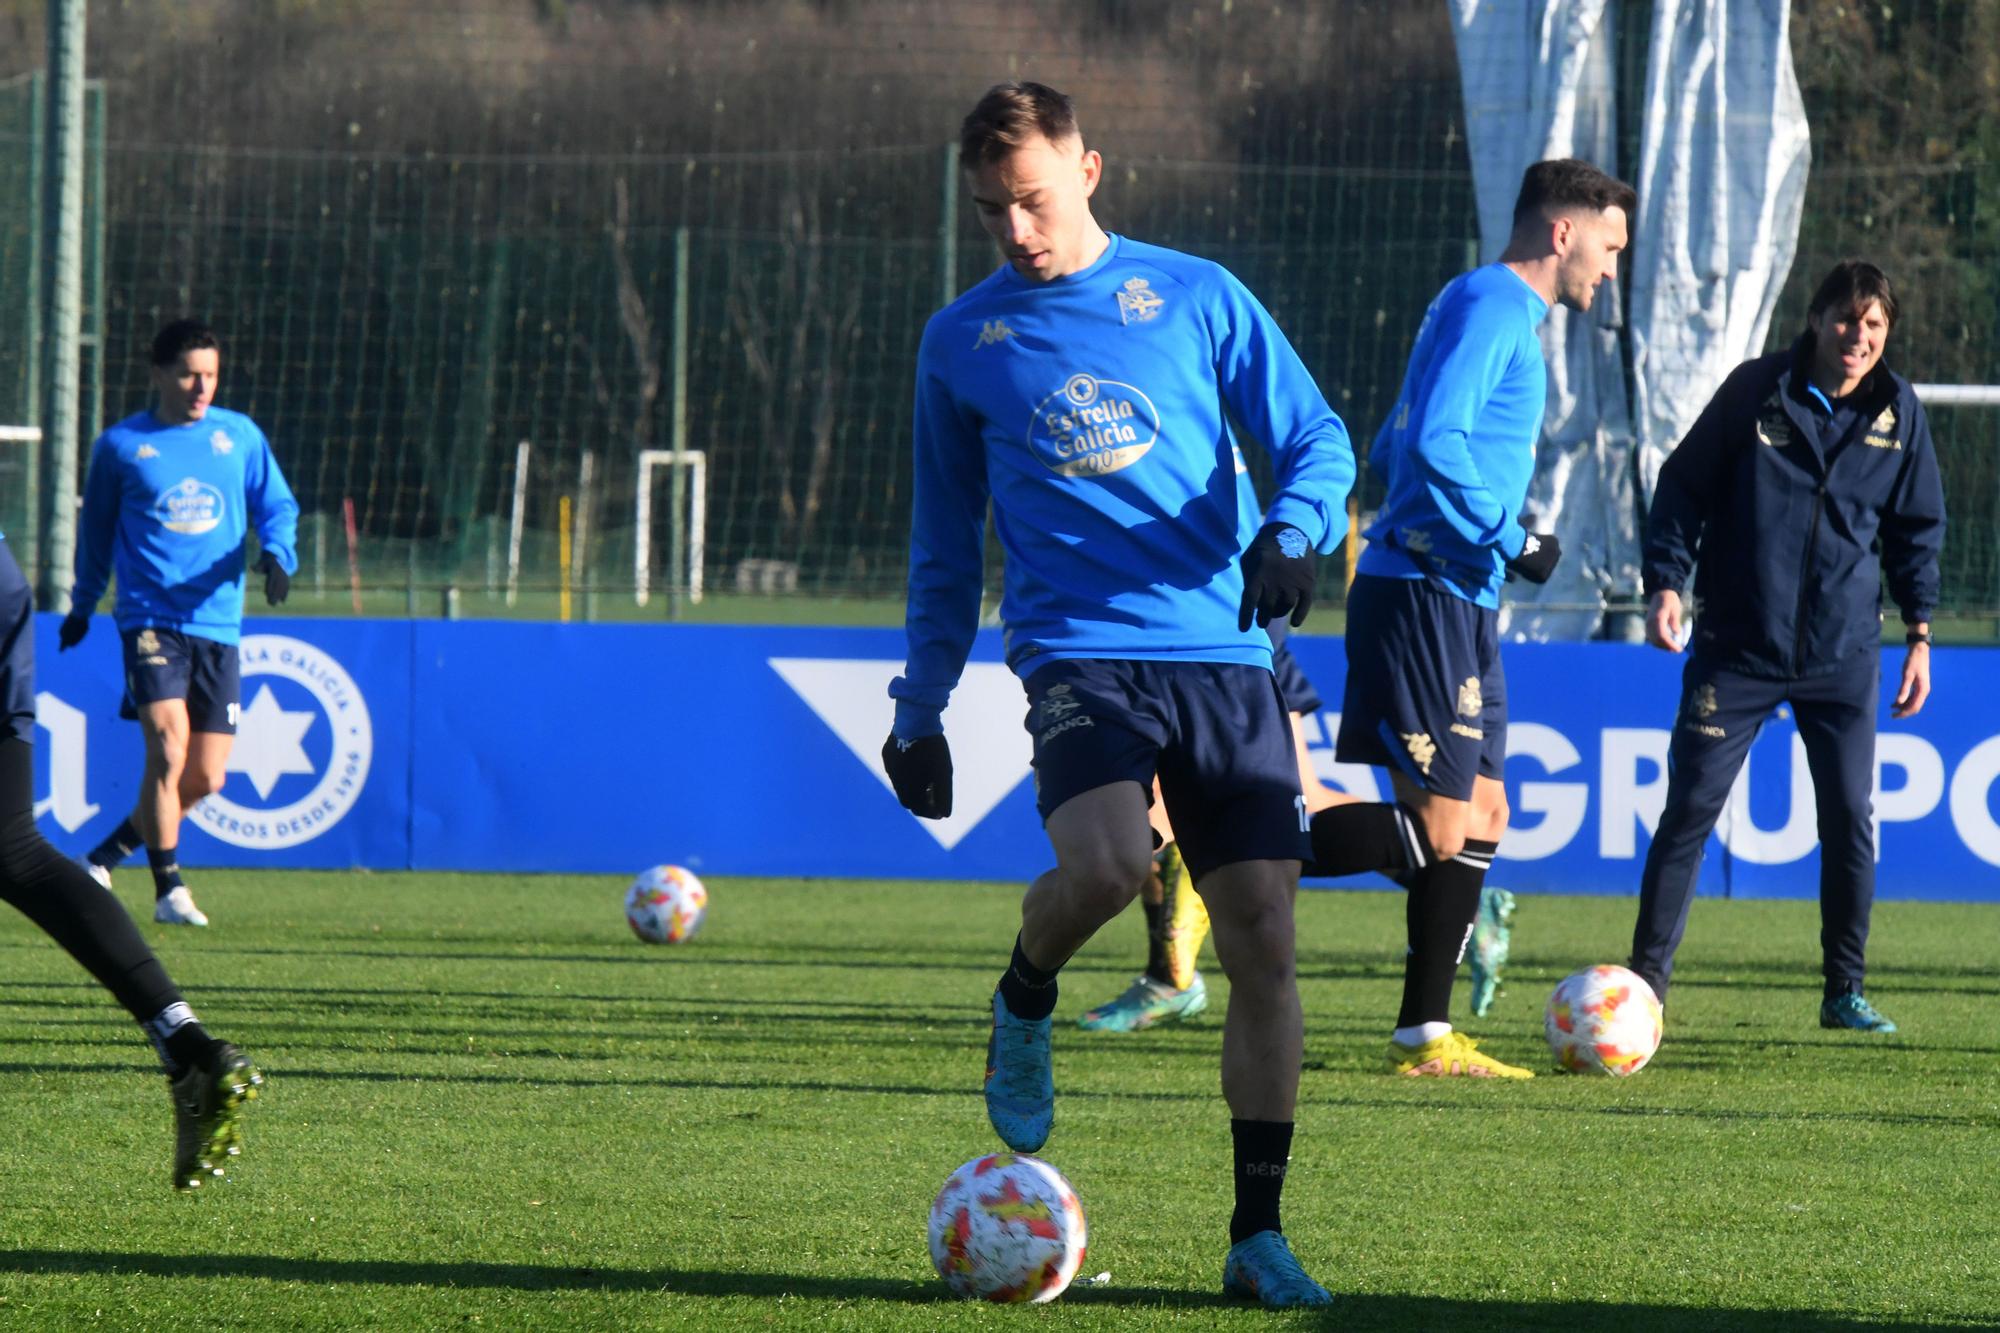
[984,990,1054,1152]
[1222,1230,1333,1309]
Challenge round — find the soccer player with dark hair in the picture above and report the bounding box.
[882,81,1353,1307]
[1631,259,1943,1032]
[1304,158,1634,1078]
[1,530,261,1187]
[65,319,299,926]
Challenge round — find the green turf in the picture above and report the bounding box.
[0,874,1994,1330]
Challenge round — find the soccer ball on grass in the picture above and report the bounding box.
[1545,964,1663,1075]
[927,1152,1087,1303]
[624,865,707,944]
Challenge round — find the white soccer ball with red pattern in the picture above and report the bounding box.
[1545,964,1664,1076]
[927,1152,1087,1303]
[624,865,707,944]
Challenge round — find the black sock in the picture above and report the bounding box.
[87,817,145,870]
[0,740,192,1066]
[144,1002,221,1076]
[1304,802,1428,878]
[1141,894,1172,986]
[1395,838,1496,1028]
[997,934,1061,1021]
[148,845,185,902]
[1229,1118,1294,1243]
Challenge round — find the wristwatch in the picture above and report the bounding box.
[1905,629,1933,646]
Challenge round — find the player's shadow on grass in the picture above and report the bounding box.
[0,1248,1198,1309]
[1308,1091,1999,1130]
[0,1060,1216,1105]
[0,1252,1973,1328]
[161,942,1018,973]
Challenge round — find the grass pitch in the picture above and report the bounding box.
[0,873,1994,1331]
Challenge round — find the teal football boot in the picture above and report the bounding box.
[1222,1231,1333,1309]
[984,991,1054,1152]
[1820,992,1897,1033]
[1468,884,1516,1017]
[1077,972,1207,1032]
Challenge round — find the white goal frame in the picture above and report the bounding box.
[634,448,706,607]
[1914,383,2000,406]
[0,427,40,539]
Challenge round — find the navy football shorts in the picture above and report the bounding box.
[1335,573,1506,801]
[1021,657,1310,880]
[1264,619,1323,716]
[122,626,241,734]
[0,538,34,744]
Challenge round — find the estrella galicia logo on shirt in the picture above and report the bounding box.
[191,635,373,851]
[1027,373,1162,477]
[154,478,227,535]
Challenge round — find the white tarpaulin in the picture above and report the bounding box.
[1628,0,1811,503]
[1446,0,1808,640]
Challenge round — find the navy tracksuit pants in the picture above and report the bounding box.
[1630,649,1879,1002]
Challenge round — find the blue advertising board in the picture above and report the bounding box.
[28,615,2000,899]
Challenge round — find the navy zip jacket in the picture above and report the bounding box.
[1642,334,1944,679]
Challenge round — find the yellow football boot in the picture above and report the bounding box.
[1388,1029,1534,1078]
[1159,842,1208,991]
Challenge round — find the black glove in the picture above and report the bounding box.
[259,552,291,605]
[1504,530,1562,584]
[881,732,953,819]
[1237,522,1317,631]
[57,611,91,651]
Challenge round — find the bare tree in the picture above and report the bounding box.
[725,188,861,555]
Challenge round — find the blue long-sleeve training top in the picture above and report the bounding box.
[71,406,300,646]
[1359,263,1550,607]
[890,234,1355,736]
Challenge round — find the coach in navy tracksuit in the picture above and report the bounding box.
[1631,260,1944,1034]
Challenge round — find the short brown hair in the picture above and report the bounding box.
[959,82,1079,168]
[1808,259,1899,330]
[1510,158,1637,232]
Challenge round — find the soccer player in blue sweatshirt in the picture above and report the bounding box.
[1,531,262,1188]
[881,83,1353,1307]
[1306,160,1633,1078]
[63,320,300,927]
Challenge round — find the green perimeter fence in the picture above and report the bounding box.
[4,2,1999,633]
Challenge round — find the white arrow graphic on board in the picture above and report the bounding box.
[768,658,1032,851]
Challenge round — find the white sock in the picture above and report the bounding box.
[1393,1021,1452,1047]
